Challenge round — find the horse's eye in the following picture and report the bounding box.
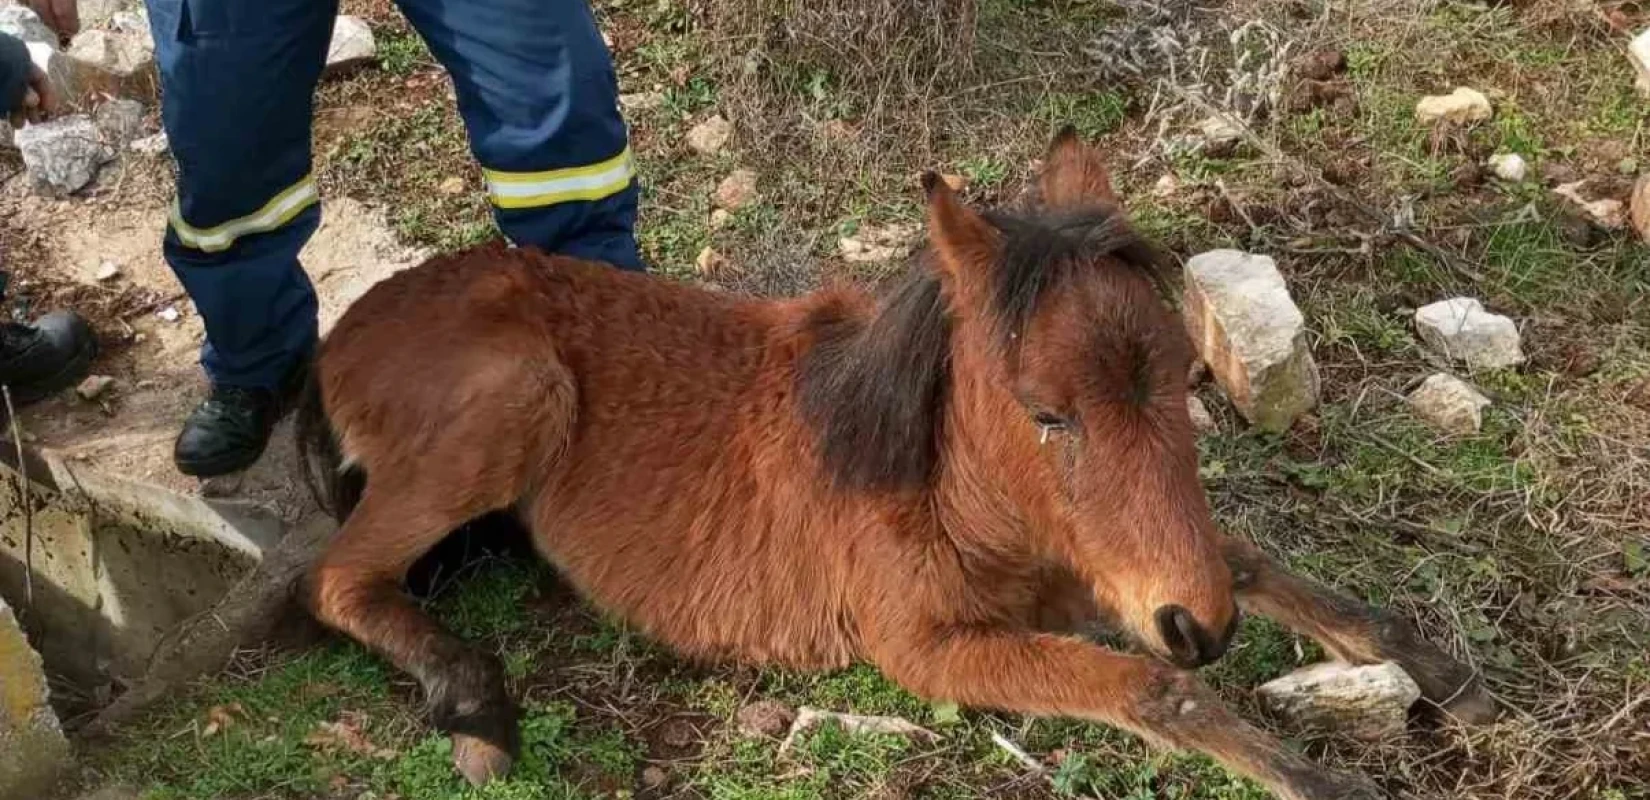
[1033,412,1068,429]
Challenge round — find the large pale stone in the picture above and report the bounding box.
[1629,173,1650,243]
[1414,87,1492,125]
[1257,661,1421,741]
[715,169,758,210]
[325,15,376,75]
[1414,297,1524,370]
[15,114,116,196]
[1183,250,1320,432]
[0,6,57,46]
[1631,29,1650,98]
[1407,373,1490,435]
[839,222,923,264]
[0,596,71,799]
[66,26,157,99]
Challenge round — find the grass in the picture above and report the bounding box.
[65,0,1650,797]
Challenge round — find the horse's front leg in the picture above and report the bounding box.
[1219,536,1497,724]
[873,629,1384,800]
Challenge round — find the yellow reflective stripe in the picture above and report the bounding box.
[483,147,634,210]
[170,175,319,253]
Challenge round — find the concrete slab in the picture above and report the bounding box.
[0,595,70,800]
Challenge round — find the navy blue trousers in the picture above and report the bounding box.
[145,0,641,390]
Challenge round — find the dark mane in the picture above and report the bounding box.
[982,205,1165,343]
[798,265,951,491]
[798,205,1163,491]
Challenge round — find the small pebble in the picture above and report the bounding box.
[158,305,181,322]
[94,260,121,281]
[77,374,115,401]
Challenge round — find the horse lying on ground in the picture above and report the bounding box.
[295,129,1495,800]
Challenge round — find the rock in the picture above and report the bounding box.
[694,246,726,277]
[128,131,168,155]
[15,115,116,196]
[737,700,796,738]
[0,596,71,799]
[1413,297,1524,370]
[640,765,669,789]
[1554,180,1628,230]
[93,97,145,145]
[437,176,465,195]
[708,208,733,230]
[78,0,133,29]
[1486,153,1527,182]
[839,222,923,264]
[1153,173,1181,198]
[94,260,121,281]
[1182,250,1320,432]
[1257,661,1421,741]
[1186,395,1217,433]
[1294,49,1347,81]
[26,40,75,100]
[1414,87,1492,126]
[1631,29,1650,97]
[110,9,149,35]
[325,16,376,75]
[157,305,181,322]
[66,26,157,98]
[1196,115,1243,155]
[77,374,115,400]
[686,114,733,156]
[714,168,758,210]
[619,91,665,112]
[1407,373,1490,435]
[1631,174,1650,243]
[0,6,58,46]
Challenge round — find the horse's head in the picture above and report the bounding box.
[926,129,1237,668]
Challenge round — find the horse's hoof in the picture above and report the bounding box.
[453,733,514,786]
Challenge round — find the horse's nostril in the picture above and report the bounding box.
[1155,604,1215,667]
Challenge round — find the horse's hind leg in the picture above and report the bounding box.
[1220,536,1497,724]
[306,482,522,785]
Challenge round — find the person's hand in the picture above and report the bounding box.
[22,0,78,39]
[9,65,58,126]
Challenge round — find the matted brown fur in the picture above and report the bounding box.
[296,131,1496,798]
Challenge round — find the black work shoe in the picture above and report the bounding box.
[0,310,98,408]
[173,384,284,477]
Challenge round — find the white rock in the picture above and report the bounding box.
[76,374,115,400]
[93,97,145,145]
[25,40,74,100]
[1555,180,1628,230]
[128,130,168,155]
[1631,29,1650,98]
[78,0,133,28]
[0,6,59,46]
[15,115,115,196]
[1196,115,1243,147]
[839,222,923,264]
[67,28,153,77]
[686,114,733,156]
[1407,374,1490,435]
[715,168,758,210]
[1182,250,1320,432]
[1153,173,1181,198]
[157,305,180,322]
[1413,297,1524,370]
[0,596,70,799]
[1631,173,1650,243]
[110,9,150,35]
[694,246,726,276]
[94,260,121,281]
[325,15,376,74]
[1414,87,1493,125]
[619,91,665,112]
[1257,662,1421,741]
[1186,395,1217,433]
[708,208,733,230]
[1486,153,1527,182]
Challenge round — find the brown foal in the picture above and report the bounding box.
[296,129,1495,799]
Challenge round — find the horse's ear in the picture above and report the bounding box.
[921,171,998,288]
[1039,125,1120,209]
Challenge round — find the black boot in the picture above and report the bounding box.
[173,366,306,477]
[0,309,98,408]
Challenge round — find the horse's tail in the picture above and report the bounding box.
[294,360,365,522]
